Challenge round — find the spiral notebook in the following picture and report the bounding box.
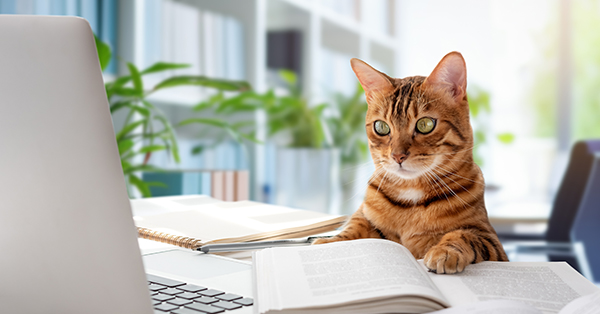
[132,195,346,251]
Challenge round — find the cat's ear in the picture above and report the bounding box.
[350,58,394,103]
[423,52,467,102]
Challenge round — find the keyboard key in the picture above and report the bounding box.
[154,303,179,312]
[152,300,162,306]
[147,274,186,288]
[211,301,242,310]
[177,284,207,293]
[149,284,167,291]
[233,298,253,306]
[185,303,224,313]
[177,292,201,300]
[167,298,193,306]
[153,294,175,302]
[199,289,224,297]
[194,297,218,304]
[172,308,206,314]
[215,293,242,301]
[161,288,184,295]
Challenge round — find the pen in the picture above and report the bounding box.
[198,236,329,253]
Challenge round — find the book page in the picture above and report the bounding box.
[131,196,345,244]
[255,239,449,312]
[424,261,600,314]
[559,290,600,314]
[427,300,542,314]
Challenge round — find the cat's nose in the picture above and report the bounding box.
[392,152,409,164]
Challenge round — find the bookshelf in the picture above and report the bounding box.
[116,0,401,204]
[6,0,400,207]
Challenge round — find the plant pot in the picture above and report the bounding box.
[273,148,341,214]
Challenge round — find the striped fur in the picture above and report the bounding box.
[313,52,508,274]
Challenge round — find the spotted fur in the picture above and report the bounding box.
[313,52,508,274]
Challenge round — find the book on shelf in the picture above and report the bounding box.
[131,195,346,250]
[143,170,249,202]
[253,238,600,314]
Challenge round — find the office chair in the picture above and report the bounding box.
[500,140,600,274]
[571,154,600,282]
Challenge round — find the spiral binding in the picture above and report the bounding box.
[137,227,203,250]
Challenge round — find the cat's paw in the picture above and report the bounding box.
[311,237,343,245]
[424,245,470,274]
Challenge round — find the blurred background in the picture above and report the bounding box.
[2,0,600,278]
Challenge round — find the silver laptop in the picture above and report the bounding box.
[0,15,252,313]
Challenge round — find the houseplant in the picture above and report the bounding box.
[95,37,251,197]
[325,83,370,214]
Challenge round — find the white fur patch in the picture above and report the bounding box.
[397,188,424,203]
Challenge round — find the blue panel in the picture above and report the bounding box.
[100,0,117,74]
[79,0,98,34]
[34,0,50,14]
[143,172,184,197]
[0,0,16,14]
[50,0,65,15]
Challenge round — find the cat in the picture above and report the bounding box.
[313,51,508,274]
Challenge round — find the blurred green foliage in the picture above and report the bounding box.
[468,86,514,166]
[529,0,600,141]
[326,83,369,165]
[95,36,252,197]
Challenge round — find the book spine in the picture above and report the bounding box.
[224,170,235,202]
[235,170,249,201]
[211,171,224,200]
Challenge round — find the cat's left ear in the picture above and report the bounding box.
[423,52,467,103]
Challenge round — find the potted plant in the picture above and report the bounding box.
[325,83,369,214]
[95,37,251,197]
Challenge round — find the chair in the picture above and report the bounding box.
[570,154,600,282]
[501,140,600,276]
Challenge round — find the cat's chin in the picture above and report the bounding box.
[390,166,423,180]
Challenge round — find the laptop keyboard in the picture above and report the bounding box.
[147,274,253,313]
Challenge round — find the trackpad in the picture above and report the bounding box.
[143,249,250,279]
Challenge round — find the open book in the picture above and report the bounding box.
[131,195,346,250]
[253,239,599,314]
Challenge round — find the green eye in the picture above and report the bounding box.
[416,117,436,134]
[374,120,390,136]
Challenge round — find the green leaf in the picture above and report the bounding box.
[128,174,152,198]
[116,120,145,141]
[112,87,140,97]
[117,139,135,156]
[152,76,251,92]
[127,62,144,96]
[139,145,167,153]
[141,62,190,75]
[497,133,515,144]
[145,181,168,188]
[279,69,297,86]
[178,118,229,128]
[154,115,180,163]
[94,35,111,72]
[191,145,206,155]
[124,164,163,174]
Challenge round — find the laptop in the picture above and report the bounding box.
[0,15,252,313]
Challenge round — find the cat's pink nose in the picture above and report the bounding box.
[392,152,409,164]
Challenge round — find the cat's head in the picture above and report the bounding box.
[351,52,473,181]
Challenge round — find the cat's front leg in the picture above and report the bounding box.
[424,229,507,274]
[312,205,383,245]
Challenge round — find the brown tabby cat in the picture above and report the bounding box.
[313,52,508,274]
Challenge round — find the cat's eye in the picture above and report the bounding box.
[416,117,436,134]
[374,120,390,136]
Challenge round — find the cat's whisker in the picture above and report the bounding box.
[433,167,479,201]
[376,168,390,195]
[429,168,472,209]
[432,163,485,186]
[420,166,451,207]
